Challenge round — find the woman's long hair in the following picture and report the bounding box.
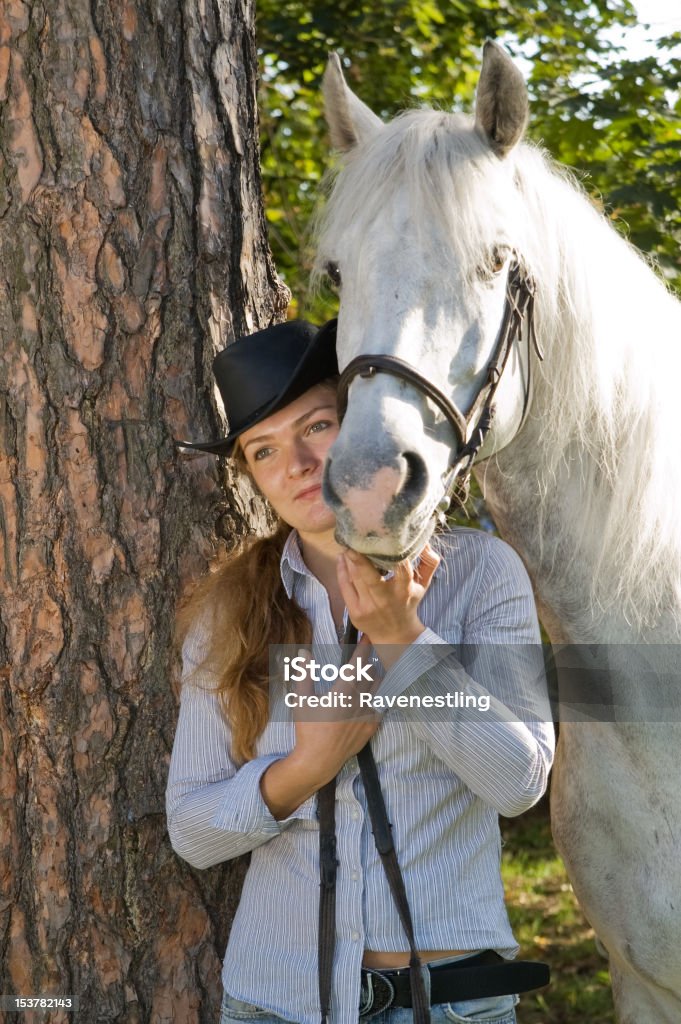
[174,518,312,764]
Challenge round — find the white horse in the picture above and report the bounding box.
[314,42,681,1024]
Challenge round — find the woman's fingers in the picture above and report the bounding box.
[415,543,441,589]
[336,552,360,608]
[336,543,438,646]
[338,551,387,621]
[342,547,438,599]
[342,550,384,586]
[290,640,377,704]
[289,637,381,766]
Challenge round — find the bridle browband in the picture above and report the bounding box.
[336,259,543,512]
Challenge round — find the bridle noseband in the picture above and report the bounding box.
[336,260,543,511]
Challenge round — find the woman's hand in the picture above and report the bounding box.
[336,543,441,649]
[260,637,381,818]
[287,635,380,777]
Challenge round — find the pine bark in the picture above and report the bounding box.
[0,1,286,1020]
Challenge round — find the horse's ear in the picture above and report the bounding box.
[474,40,528,159]
[323,53,383,153]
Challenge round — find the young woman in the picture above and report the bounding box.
[168,319,554,1024]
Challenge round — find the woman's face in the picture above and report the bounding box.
[239,383,339,535]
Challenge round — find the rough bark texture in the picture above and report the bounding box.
[0,1,287,1020]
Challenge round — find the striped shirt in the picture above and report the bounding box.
[166,526,554,1024]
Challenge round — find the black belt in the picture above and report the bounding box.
[360,951,550,1012]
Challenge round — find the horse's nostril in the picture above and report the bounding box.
[401,452,428,505]
[322,461,343,511]
[323,449,428,518]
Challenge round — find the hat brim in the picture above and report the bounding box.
[174,319,338,456]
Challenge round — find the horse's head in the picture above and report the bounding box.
[317,42,536,562]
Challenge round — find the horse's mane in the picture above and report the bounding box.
[315,108,681,631]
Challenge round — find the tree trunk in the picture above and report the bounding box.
[0,1,286,1020]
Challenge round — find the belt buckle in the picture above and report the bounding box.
[359,969,396,1018]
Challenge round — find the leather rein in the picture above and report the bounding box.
[336,260,543,512]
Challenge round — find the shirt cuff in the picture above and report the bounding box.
[212,753,317,834]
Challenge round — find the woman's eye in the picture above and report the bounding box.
[309,420,332,434]
[325,262,342,288]
[254,447,273,461]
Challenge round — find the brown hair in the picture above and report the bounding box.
[174,520,311,765]
[174,378,338,764]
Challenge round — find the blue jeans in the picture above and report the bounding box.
[219,990,518,1023]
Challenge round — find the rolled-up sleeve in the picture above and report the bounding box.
[166,622,312,869]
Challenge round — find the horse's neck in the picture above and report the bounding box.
[476,453,609,640]
[478,419,681,646]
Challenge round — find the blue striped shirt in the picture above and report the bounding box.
[166,527,554,1024]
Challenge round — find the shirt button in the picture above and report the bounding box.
[351,931,360,941]
[351,870,360,881]
[351,809,360,821]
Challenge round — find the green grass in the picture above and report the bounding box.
[500,805,616,1023]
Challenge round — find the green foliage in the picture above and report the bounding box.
[255,1,681,319]
[525,32,681,289]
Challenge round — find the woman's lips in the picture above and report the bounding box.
[295,484,322,501]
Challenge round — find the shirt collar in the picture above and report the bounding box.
[280,529,314,599]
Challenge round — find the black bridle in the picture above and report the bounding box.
[336,260,543,512]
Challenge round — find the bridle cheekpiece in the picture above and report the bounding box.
[336,259,542,516]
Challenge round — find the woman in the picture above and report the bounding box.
[168,318,554,1024]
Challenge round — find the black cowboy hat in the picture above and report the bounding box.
[174,318,338,456]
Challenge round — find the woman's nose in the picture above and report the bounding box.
[287,440,318,477]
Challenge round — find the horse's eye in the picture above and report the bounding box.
[478,247,507,281]
[325,262,342,288]
[490,248,506,274]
